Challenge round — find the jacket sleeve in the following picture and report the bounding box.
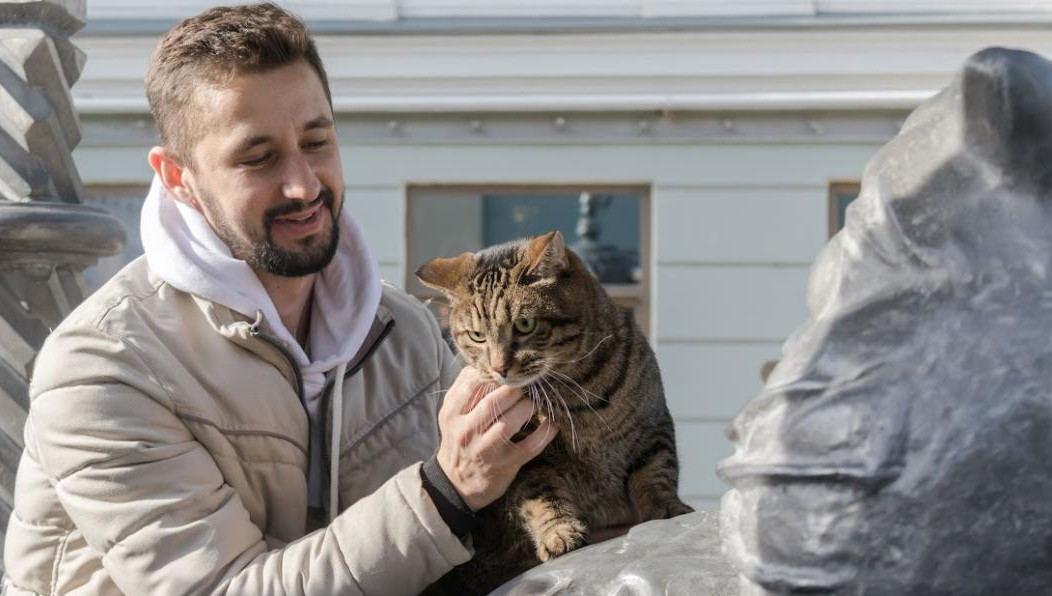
[25,324,470,596]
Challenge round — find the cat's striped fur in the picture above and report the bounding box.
[418,231,692,595]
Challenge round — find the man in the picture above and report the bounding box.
[3,4,555,594]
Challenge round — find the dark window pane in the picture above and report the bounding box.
[828,184,861,236]
[410,189,642,293]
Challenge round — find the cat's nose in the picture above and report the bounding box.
[491,364,509,377]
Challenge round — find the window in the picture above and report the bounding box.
[407,185,651,337]
[82,185,148,289]
[828,181,861,237]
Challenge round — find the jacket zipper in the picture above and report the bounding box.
[248,323,324,513]
[249,325,306,408]
[344,319,397,380]
[319,319,396,514]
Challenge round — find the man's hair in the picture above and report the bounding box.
[144,2,332,165]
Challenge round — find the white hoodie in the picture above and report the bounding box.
[140,175,382,506]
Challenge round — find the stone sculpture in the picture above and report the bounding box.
[720,46,1052,594]
[0,0,123,569]
[569,192,637,284]
[492,511,737,595]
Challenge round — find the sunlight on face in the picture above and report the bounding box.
[183,60,345,277]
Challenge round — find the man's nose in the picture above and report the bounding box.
[281,154,322,202]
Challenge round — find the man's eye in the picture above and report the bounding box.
[303,139,329,151]
[240,153,271,167]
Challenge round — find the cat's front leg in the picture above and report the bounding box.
[510,469,588,562]
[626,439,694,521]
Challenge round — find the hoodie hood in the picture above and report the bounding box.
[140,175,382,404]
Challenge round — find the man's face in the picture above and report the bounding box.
[182,60,343,277]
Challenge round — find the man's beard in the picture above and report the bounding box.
[205,187,341,277]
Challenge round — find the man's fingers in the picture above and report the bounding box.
[466,385,523,430]
[462,379,493,415]
[479,397,535,446]
[512,418,557,465]
[443,366,484,415]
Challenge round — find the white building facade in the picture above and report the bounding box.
[72,0,1052,510]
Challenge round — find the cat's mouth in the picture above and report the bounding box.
[481,365,551,388]
[480,365,551,389]
[491,373,539,389]
[482,362,551,389]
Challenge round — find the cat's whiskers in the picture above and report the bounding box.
[546,368,611,404]
[544,334,614,366]
[539,375,579,452]
[525,383,557,447]
[527,379,559,448]
[540,380,556,440]
[545,372,613,433]
[532,378,554,441]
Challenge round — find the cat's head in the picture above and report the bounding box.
[416,231,596,386]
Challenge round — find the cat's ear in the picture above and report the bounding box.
[416,253,474,295]
[525,230,569,278]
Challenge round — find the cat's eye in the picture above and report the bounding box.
[467,329,486,343]
[514,318,536,335]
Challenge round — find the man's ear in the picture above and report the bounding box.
[416,253,474,297]
[148,146,201,211]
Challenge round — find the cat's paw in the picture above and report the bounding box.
[642,498,695,521]
[535,518,588,562]
[665,500,695,518]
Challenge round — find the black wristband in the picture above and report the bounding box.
[420,453,480,539]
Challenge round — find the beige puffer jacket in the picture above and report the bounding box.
[3,257,471,595]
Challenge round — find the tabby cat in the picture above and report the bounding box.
[417,231,692,595]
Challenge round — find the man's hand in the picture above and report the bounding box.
[437,367,556,511]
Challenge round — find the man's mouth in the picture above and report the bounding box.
[270,201,326,236]
[276,202,322,222]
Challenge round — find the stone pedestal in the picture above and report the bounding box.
[0,0,123,567]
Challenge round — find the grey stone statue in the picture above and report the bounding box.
[721,45,1052,595]
[569,192,638,284]
[0,0,123,570]
[492,511,737,595]
[497,46,1052,595]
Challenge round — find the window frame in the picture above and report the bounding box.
[405,183,652,338]
[827,180,862,238]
